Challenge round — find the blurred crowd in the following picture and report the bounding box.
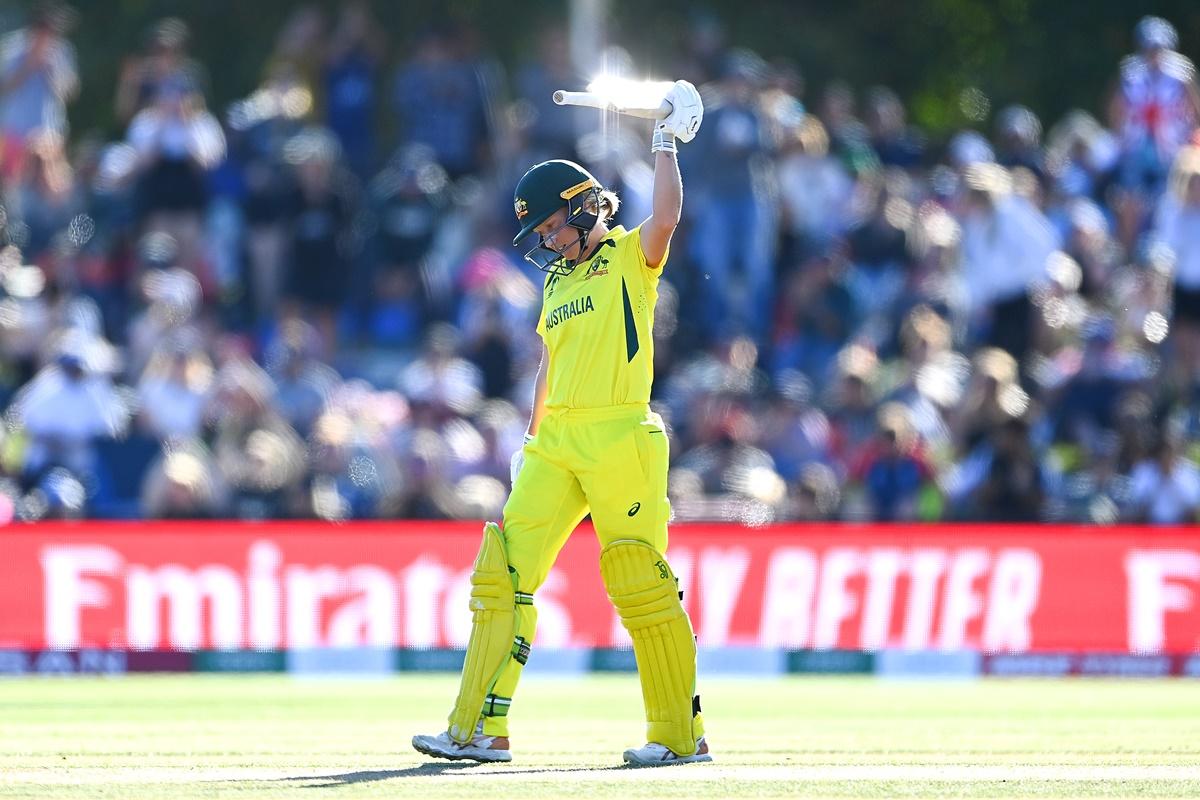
[0,3,1197,525]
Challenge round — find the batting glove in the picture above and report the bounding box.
[655,80,704,145]
[510,433,534,486]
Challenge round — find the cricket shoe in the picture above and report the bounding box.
[412,723,512,763]
[623,737,712,767]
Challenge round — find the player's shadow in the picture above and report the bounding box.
[286,762,632,788]
[286,762,479,787]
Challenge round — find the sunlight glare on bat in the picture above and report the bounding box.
[584,75,672,110]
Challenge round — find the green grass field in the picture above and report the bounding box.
[2,674,1200,798]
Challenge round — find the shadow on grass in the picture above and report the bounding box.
[285,762,479,787]
[283,761,634,788]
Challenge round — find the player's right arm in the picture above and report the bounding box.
[511,342,549,485]
[527,341,550,437]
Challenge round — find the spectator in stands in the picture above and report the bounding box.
[994,105,1045,178]
[207,358,307,519]
[686,49,776,343]
[864,86,924,169]
[0,1,78,183]
[1110,16,1200,192]
[304,409,397,520]
[1154,144,1200,384]
[141,443,226,519]
[512,29,586,165]
[114,18,206,125]
[125,73,225,277]
[125,250,203,377]
[819,80,874,171]
[1059,198,1118,302]
[844,169,914,325]
[12,335,127,481]
[969,415,1045,521]
[1126,431,1200,524]
[950,347,1030,454]
[826,344,883,475]
[775,115,854,259]
[324,1,385,177]
[366,144,446,345]
[882,305,964,457]
[1107,15,1200,246]
[847,403,934,521]
[790,462,841,521]
[7,129,82,260]
[266,318,338,437]
[1044,110,1120,201]
[958,163,1059,362]
[280,128,357,352]
[1050,315,1152,452]
[400,323,484,424]
[772,246,856,379]
[757,375,831,483]
[136,335,213,441]
[392,25,492,178]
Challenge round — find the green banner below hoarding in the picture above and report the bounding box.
[396,648,466,672]
[195,650,286,673]
[787,649,875,674]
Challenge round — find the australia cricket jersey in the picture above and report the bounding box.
[536,225,664,409]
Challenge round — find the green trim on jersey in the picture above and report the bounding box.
[621,277,640,363]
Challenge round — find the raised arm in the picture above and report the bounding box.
[640,80,703,268]
[641,147,683,269]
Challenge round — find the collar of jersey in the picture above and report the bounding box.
[575,226,623,272]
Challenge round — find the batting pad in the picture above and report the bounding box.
[447,522,517,742]
[600,539,704,756]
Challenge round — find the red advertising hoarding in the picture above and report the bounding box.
[1,522,1198,654]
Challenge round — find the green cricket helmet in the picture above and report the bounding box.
[512,159,603,275]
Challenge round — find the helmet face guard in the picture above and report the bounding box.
[521,186,601,276]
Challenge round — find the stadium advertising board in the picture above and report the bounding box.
[1,522,1198,654]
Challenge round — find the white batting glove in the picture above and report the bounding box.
[655,80,704,147]
[510,433,533,486]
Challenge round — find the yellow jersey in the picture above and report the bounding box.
[536,225,664,409]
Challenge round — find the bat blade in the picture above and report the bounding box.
[553,78,674,120]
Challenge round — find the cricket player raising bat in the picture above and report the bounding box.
[412,78,708,767]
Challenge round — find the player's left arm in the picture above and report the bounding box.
[641,80,703,269]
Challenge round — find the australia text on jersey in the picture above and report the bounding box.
[544,295,595,330]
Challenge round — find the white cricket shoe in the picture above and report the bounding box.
[411,723,512,763]
[623,737,712,767]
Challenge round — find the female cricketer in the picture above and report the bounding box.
[413,79,708,767]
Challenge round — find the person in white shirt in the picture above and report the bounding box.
[15,348,128,477]
[958,163,1060,362]
[1127,434,1200,524]
[0,3,78,181]
[126,76,225,278]
[1153,144,1200,381]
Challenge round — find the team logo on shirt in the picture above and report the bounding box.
[584,254,610,279]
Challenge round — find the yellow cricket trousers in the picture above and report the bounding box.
[480,402,670,736]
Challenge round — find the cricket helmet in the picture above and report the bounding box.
[512,159,603,275]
